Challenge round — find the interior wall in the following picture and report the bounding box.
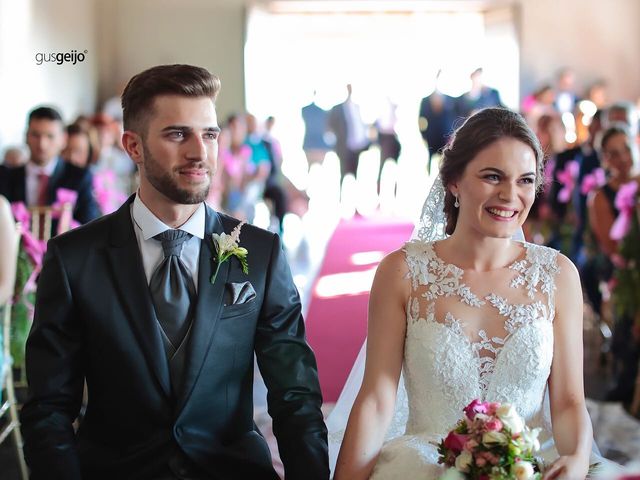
[0,0,97,146]
[517,0,640,103]
[95,0,246,125]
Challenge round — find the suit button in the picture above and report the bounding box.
[175,426,183,438]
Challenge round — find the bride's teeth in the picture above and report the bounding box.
[488,208,514,218]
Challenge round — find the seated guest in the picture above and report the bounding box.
[3,146,27,168]
[0,106,100,233]
[587,124,639,404]
[61,123,94,169]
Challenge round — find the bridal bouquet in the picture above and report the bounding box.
[437,399,543,480]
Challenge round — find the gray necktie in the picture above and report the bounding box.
[149,229,196,348]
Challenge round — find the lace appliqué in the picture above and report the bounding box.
[510,243,559,299]
[404,241,484,307]
[486,293,547,333]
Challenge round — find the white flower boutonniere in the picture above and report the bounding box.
[210,221,249,284]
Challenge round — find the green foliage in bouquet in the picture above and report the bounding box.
[11,242,36,368]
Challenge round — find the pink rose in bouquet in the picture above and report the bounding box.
[437,399,543,479]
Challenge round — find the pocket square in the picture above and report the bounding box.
[224,281,256,306]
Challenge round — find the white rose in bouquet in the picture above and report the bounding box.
[482,431,508,445]
[496,404,525,434]
[512,460,535,480]
[454,450,473,472]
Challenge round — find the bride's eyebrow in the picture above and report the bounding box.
[478,167,535,177]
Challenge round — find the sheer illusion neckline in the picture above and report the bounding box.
[430,240,527,275]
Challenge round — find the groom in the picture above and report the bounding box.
[20,64,329,480]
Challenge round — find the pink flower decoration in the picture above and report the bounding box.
[581,168,606,195]
[464,439,479,451]
[93,170,127,215]
[485,418,503,432]
[475,457,487,467]
[443,431,468,454]
[610,181,638,241]
[463,399,489,420]
[556,160,579,203]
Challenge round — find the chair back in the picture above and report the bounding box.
[28,202,73,241]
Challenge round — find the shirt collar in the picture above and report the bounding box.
[132,193,206,241]
[26,157,58,177]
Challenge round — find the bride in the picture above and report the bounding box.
[332,108,612,479]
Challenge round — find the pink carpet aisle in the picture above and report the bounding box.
[305,215,414,403]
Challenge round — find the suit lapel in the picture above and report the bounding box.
[176,206,229,412]
[105,196,171,397]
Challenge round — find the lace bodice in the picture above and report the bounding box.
[401,240,559,437]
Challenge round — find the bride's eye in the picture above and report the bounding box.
[483,174,500,182]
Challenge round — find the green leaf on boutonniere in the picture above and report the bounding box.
[210,221,249,284]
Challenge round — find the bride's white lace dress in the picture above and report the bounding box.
[367,239,608,479]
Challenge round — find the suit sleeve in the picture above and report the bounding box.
[254,234,329,480]
[73,169,100,224]
[20,241,84,479]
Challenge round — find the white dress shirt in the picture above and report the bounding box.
[25,158,58,206]
[130,194,205,291]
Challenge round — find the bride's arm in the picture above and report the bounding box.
[333,249,410,480]
[545,254,592,480]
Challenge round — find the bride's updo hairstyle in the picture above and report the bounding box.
[440,108,544,234]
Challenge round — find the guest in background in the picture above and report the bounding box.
[301,91,332,169]
[61,124,93,169]
[328,84,370,181]
[587,124,639,404]
[263,115,288,234]
[418,71,457,174]
[455,67,502,118]
[2,146,28,168]
[91,113,135,194]
[0,106,99,232]
[375,96,401,171]
[554,67,580,115]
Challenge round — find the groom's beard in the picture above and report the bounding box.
[142,142,211,205]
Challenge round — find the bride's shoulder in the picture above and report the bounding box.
[520,241,578,282]
[402,239,436,257]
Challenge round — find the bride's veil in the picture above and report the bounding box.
[326,174,525,472]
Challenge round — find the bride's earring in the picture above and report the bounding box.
[454,194,460,208]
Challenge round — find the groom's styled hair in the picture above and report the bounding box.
[121,64,221,135]
[440,108,544,235]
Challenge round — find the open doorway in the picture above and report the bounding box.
[244,1,519,219]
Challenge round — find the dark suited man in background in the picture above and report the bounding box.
[328,84,370,181]
[21,64,329,480]
[0,106,99,232]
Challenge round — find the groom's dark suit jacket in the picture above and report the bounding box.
[20,196,329,480]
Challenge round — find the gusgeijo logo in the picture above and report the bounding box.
[35,50,88,66]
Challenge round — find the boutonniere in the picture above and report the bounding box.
[210,221,249,284]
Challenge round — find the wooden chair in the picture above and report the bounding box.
[0,224,29,480]
[28,203,73,241]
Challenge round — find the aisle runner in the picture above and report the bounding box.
[305,216,414,403]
